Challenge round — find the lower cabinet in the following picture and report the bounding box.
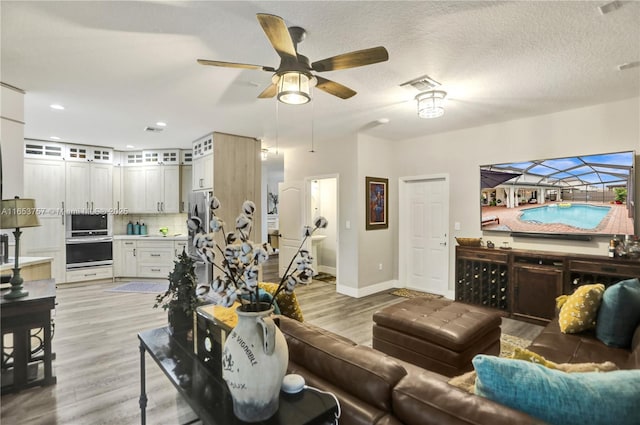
[66,266,113,283]
[455,246,640,325]
[512,264,563,322]
[114,239,187,279]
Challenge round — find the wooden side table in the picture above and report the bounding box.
[1,279,57,394]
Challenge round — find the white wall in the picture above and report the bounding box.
[395,97,640,294]
[357,134,397,289]
[284,134,360,293]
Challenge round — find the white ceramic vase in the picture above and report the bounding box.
[222,303,288,422]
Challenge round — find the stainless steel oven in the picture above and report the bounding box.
[65,213,112,238]
[66,237,113,269]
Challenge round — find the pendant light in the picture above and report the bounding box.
[276,72,314,105]
[416,90,447,119]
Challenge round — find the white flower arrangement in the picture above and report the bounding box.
[188,197,328,311]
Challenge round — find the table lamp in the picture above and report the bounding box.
[1,197,40,299]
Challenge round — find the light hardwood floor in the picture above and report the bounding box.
[1,257,543,424]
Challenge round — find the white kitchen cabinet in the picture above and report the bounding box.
[22,158,66,284]
[174,240,187,258]
[112,165,123,212]
[66,266,113,283]
[137,240,173,278]
[162,166,180,213]
[122,240,138,277]
[180,165,192,213]
[192,133,214,191]
[122,165,180,213]
[65,161,113,213]
[192,154,213,191]
[122,167,146,213]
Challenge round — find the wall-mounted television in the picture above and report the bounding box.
[480,150,635,239]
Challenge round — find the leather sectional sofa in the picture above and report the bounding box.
[277,313,640,425]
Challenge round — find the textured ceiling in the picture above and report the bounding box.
[2,1,639,154]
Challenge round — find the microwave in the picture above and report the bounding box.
[65,213,112,238]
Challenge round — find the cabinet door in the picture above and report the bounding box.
[123,168,146,213]
[122,241,137,276]
[65,161,92,211]
[113,240,123,276]
[512,265,563,322]
[90,163,113,212]
[24,159,66,211]
[113,166,123,212]
[174,241,187,258]
[162,166,180,213]
[192,155,213,191]
[23,159,66,284]
[144,167,163,213]
[180,166,192,213]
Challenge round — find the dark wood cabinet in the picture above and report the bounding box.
[455,246,640,325]
[512,264,563,322]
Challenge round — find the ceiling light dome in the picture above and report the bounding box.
[276,72,315,105]
[416,90,447,119]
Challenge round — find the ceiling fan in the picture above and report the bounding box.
[197,13,389,104]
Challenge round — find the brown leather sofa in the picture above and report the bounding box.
[277,314,640,425]
[278,316,542,425]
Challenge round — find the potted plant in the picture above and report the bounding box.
[190,197,327,422]
[153,249,199,336]
[614,187,627,204]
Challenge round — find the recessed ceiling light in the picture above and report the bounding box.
[50,104,65,110]
[49,136,61,140]
[376,118,390,124]
[156,122,167,127]
[126,145,135,149]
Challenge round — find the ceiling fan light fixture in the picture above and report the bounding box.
[416,90,447,119]
[277,71,313,105]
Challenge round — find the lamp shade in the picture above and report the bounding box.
[277,72,312,105]
[1,198,40,229]
[416,90,447,119]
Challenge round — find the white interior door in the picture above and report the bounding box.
[400,176,449,295]
[278,181,306,278]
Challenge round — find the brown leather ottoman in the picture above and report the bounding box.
[372,298,501,377]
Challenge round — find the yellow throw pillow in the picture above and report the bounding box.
[511,347,558,369]
[259,282,304,322]
[556,283,605,333]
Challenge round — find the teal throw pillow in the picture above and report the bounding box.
[595,278,640,348]
[473,355,640,425]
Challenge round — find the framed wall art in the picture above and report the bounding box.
[366,176,388,230]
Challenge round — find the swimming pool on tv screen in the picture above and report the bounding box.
[519,204,610,229]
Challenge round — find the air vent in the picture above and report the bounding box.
[400,75,441,91]
[144,126,164,132]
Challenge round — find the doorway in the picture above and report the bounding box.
[399,174,450,296]
[278,175,339,286]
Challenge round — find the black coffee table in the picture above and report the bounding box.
[138,326,337,425]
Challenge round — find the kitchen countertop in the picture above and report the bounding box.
[1,256,53,271]
[114,234,188,241]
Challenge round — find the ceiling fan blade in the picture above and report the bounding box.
[258,83,277,99]
[256,14,297,60]
[315,76,356,99]
[312,46,389,72]
[197,59,275,72]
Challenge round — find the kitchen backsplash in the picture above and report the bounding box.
[114,213,188,236]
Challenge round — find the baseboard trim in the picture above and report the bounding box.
[318,265,336,275]
[336,279,399,298]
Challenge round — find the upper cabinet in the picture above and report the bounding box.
[64,145,113,213]
[192,133,214,191]
[122,165,180,213]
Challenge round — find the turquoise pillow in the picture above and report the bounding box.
[595,278,640,348]
[473,355,640,425]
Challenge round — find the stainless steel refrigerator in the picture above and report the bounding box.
[188,190,213,285]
